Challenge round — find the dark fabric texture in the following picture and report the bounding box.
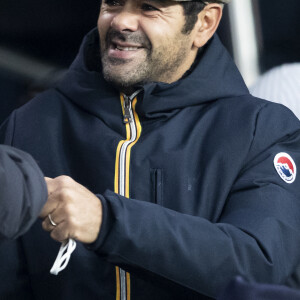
[218,276,300,300]
[1,28,300,299]
[0,145,47,239]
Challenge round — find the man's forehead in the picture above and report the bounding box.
[102,0,229,5]
[132,0,230,3]
[163,0,230,3]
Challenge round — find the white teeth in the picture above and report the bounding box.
[116,45,139,51]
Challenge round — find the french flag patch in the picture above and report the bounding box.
[274,152,297,184]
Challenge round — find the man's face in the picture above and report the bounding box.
[98,0,198,90]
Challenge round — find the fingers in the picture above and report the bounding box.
[44,176,67,195]
[44,177,54,195]
[42,219,70,243]
[39,199,57,219]
[40,175,103,244]
[42,209,75,243]
[42,211,64,232]
[50,222,73,243]
[42,215,55,234]
[39,175,74,218]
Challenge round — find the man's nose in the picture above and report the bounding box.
[111,10,139,32]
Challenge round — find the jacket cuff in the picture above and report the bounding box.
[85,190,113,251]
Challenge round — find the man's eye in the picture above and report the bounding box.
[141,3,159,11]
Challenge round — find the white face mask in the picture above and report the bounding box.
[50,238,77,275]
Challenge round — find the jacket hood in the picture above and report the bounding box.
[57,28,249,119]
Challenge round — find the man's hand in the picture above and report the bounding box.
[40,176,102,244]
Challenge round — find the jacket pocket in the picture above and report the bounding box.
[150,168,163,206]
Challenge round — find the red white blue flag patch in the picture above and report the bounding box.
[274,152,297,184]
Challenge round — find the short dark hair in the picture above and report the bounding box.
[181,1,225,34]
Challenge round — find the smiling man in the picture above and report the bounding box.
[99,0,211,90]
[1,0,300,299]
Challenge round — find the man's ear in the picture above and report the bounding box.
[193,3,223,48]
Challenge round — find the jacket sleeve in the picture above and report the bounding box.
[0,144,48,239]
[0,116,47,297]
[89,103,300,298]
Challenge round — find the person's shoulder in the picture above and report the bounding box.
[3,87,74,136]
[224,94,298,116]
[217,94,274,116]
[17,88,69,116]
[250,94,299,120]
[218,94,300,133]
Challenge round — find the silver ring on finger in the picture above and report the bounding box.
[48,214,57,226]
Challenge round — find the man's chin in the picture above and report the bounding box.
[102,63,149,89]
[102,70,142,91]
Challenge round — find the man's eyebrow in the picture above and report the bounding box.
[144,0,172,6]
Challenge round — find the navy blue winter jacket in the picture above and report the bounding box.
[1,28,300,299]
[218,276,300,300]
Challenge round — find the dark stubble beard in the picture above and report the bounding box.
[101,29,151,91]
[100,28,191,92]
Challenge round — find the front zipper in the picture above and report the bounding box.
[119,94,137,196]
[123,96,132,124]
[123,90,141,124]
[115,90,142,300]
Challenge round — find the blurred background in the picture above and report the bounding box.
[0,0,299,124]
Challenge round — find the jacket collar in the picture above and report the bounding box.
[57,28,249,121]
